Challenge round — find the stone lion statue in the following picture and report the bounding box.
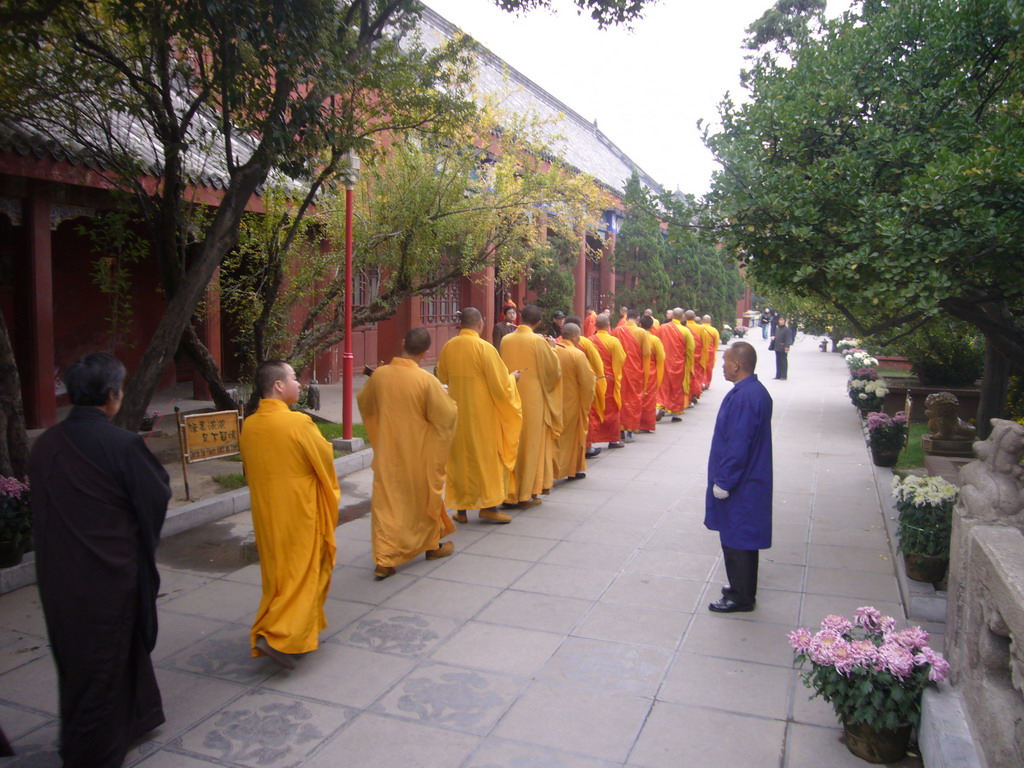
[924,391,978,440]
[957,419,1024,521]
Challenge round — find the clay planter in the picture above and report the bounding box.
[903,553,948,584]
[0,540,23,568]
[843,720,912,763]
[870,444,901,467]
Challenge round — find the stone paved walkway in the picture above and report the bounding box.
[0,333,932,767]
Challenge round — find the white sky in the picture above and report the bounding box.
[425,0,846,196]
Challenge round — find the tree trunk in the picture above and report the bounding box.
[178,325,237,411]
[976,336,1010,440]
[0,311,30,478]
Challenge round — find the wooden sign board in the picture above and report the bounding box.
[176,408,244,500]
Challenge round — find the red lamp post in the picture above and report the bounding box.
[341,151,360,441]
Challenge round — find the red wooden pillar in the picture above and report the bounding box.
[462,266,495,343]
[26,183,56,428]
[599,232,617,313]
[573,234,587,319]
[374,296,421,367]
[192,268,222,400]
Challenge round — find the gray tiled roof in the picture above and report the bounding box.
[419,6,664,198]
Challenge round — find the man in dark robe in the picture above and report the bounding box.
[492,304,518,350]
[704,342,773,613]
[30,352,171,768]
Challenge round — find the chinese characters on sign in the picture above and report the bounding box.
[181,412,241,461]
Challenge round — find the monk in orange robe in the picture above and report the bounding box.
[582,308,597,338]
[685,310,709,403]
[615,305,628,328]
[638,315,665,432]
[702,314,722,388]
[242,360,340,669]
[657,307,695,420]
[588,313,626,448]
[553,323,596,480]
[612,308,650,440]
[501,304,562,506]
[358,329,458,580]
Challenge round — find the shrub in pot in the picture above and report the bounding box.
[0,476,32,568]
[891,475,957,583]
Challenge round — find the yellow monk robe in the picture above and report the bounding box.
[241,399,340,657]
[575,335,605,424]
[686,319,708,401]
[553,341,596,479]
[703,322,721,388]
[588,330,626,442]
[357,358,458,568]
[437,329,522,510]
[612,320,651,432]
[501,325,562,502]
[639,330,665,431]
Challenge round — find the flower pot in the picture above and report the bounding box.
[903,553,948,583]
[843,720,912,763]
[870,444,901,467]
[0,540,23,568]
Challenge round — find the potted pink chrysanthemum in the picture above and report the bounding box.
[789,607,949,763]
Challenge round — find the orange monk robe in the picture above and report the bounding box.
[501,325,562,502]
[639,331,665,431]
[616,314,628,328]
[588,330,626,442]
[357,358,458,568]
[582,311,597,339]
[241,399,340,657]
[437,329,522,510]
[657,320,694,413]
[575,335,605,424]
[703,323,721,388]
[686,319,708,401]
[553,342,596,479]
[612,321,651,432]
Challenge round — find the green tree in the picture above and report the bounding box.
[705,0,1024,434]
[615,172,671,310]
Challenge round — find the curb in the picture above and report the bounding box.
[0,447,374,596]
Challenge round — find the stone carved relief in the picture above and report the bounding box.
[198,700,322,765]
[957,419,1024,522]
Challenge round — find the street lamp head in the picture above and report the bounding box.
[342,150,361,189]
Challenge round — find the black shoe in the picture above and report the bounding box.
[607,441,626,449]
[585,447,602,458]
[573,472,586,480]
[708,598,755,613]
[671,416,682,423]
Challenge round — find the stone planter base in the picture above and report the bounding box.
[843,720,912,763]
[904,553,948,584]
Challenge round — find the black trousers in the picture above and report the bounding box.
[775,350,789,379]
[722,545,759,607]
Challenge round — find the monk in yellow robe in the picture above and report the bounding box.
[437,307,522,525]
[501,304,562,507]
[588,313,626,447]
[553,323,596,481]
[612,308,651,440]
[563,314,605,458]
[241,360,340,669]
[657,307,695,420]
[702,315,722,388]
[358,329,458,580]
[638,315,665,432]
[686,310,710,402]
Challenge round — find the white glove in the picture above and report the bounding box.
[712,484,730,500]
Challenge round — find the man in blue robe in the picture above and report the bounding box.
[704,341,773,613]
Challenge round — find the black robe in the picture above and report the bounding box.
[30,406,171,768]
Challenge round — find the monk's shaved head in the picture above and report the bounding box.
[561,322,581,341]
[255,360,292,398]
[673,308,684,320]
[627,308,639,320]
[639,316,654,330]
[565,314,582,327]
[702,315,712,323]
[521,304,542,325]
[729,341,757,373]
[460,307,482,329]
[595,313,610,330]
[403,327,431,356]
[685,310,697,321]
